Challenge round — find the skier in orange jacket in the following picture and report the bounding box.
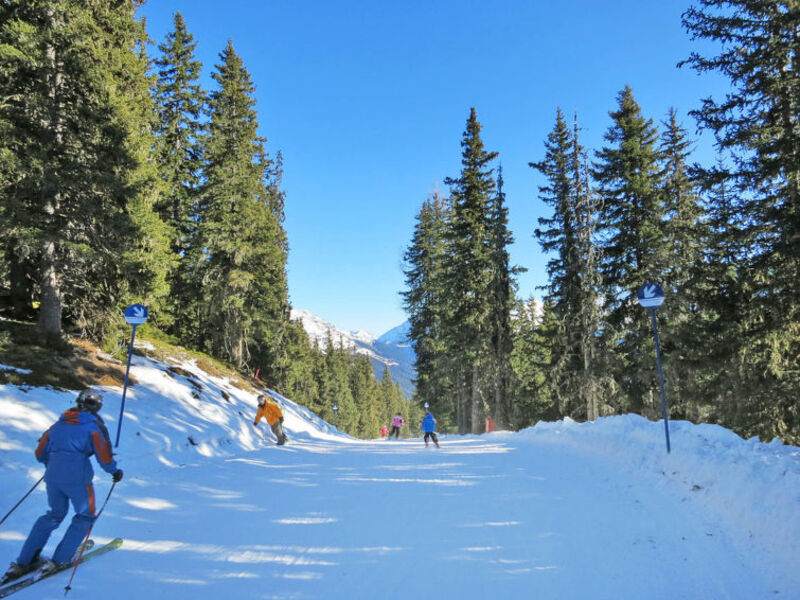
[254,395,288,445]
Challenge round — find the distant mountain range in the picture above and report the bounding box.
[290,309,416,397]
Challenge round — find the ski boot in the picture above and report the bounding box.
[1,560,40,585]
[37,559,62,576]
[39,539,96,577]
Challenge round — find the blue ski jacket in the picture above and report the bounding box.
[421,412,436,433]
[35,409,118,485]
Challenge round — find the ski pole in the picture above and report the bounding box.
[64,481,116,596]
[0,476,44,527]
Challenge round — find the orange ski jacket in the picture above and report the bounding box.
[254,401,282,426]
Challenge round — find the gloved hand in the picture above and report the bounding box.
[253,421,258,426]
[279,416,284,424]
[112,469,123,483]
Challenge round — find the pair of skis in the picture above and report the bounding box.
[0,538,122,598]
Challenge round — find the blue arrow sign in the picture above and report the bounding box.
[636,282,672,453]
[124,304,148,325]
[117,304,147,447]
[637,283,665,309]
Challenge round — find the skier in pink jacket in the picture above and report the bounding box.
[389,413,405,439]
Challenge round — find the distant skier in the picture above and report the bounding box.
[254,394,288,445]
[389,413,405,439]
[380,426,389,438]
[2,389,123,583]
[421,410,440,448]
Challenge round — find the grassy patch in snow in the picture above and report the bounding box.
[0,318,129,390]
[0,319,257,395]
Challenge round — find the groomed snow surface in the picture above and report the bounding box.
[1,353,798,599]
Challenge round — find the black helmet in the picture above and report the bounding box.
[77,389,103,413]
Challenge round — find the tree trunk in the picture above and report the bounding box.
[37,9,63,338]
[38,238,62,337]
[493,377,504,430]
[583,339,597,421]
[470,363,482,434]
[493,331,507,429]
[456,369,467,435]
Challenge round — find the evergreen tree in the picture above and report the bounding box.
[659,109,704,293]
[277,319,319,411]
[402,192,455,427]
[350,355,382,438]
[681,0,800,443]
[681,160,743,426]
[321,339,357,433]
[152,12,206,340]
[592,86,667,416]
[531,110,603,421]
[198,41,289,372]
[487,165,518,428]
[656,109,707,422]
[0,46,30,320]
[309,340,329,418]
[380,366,410,435]
[444,108,499,433]
[509,298,558,427]
[0,0,172,342]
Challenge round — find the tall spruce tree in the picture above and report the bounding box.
[0,0,172,342]
[531,109,603,420]
[509,297,558,427]
[656,109,707,421]
[487,165,518,428]
[153,12,206,340]
[278,319,319,411]
[687,160,744,426]
[402,192,455,427]
[444,108,499,433]
[199,40,289,371]
[320,339,357,433]
[380,365,413,435]
[681,0,800,443]
[350,356,382,438]
[592,86,667,416]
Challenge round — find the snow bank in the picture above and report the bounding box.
[523,415,800,567]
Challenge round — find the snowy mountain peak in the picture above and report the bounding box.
[350,330,377,345]
[290,308,416,396]
[290,308,377,352]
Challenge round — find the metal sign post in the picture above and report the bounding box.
[637,284,671,454]
[115,304,148,447]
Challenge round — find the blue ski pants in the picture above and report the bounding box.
[17,480,95,565]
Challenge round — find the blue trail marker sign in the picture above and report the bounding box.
[116,304,148,447]
[637,283,665,309]
[637,284,671,453]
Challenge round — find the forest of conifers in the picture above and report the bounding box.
[1,2,797,443]
[0,2,410,439]
[402,2,799,444]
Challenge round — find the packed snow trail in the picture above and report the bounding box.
[2,355,797,599]
[3,433,793,599]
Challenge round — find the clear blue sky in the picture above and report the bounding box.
[138,0,728,336]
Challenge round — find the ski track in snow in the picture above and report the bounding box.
[0,354,798,599]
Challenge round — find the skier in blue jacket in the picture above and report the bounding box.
[421,410,440,448]
[2,389,123,582]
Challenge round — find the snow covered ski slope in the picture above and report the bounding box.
[1,352,798,599]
